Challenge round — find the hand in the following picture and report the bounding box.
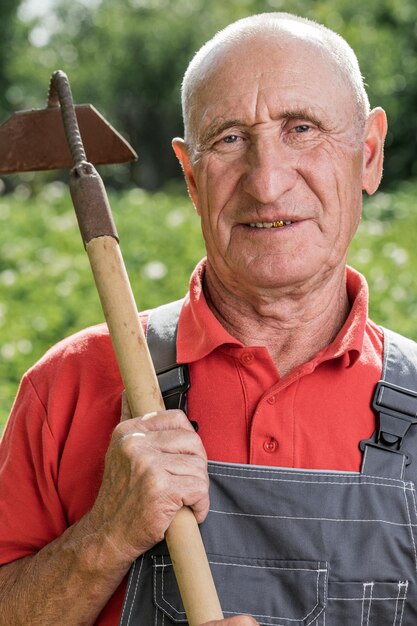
[88,404,209,563]
[202,617,259,625]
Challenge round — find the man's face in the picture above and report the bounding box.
[175,34,384,295]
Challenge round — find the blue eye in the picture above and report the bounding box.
[222,135,239,143]
[293,125,310,133]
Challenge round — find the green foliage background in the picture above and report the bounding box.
[0,182,204,426]
[2,0,417,189]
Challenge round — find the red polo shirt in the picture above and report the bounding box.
[0,260,383,624]
[182,261,382,470]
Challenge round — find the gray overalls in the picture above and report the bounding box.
[120,302,417,625]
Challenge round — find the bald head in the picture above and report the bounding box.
[181,13,370,151]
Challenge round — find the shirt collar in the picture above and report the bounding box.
[176,260,369,368]
[176,260,243,363]
[317,265,368,368]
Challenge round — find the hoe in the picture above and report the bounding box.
[0,70,223,625]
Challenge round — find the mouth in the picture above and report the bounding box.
[248,220,293,229]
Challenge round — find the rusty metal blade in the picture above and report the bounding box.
[0,104,137,173]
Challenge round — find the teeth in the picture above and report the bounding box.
[249,221,293,228]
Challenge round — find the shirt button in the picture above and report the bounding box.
[240,351,254,365]
[263,437,278,453]
[267,395,276,405]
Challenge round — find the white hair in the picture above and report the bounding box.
[181,12,371,149]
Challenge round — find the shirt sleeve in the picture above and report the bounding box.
[0,374,68,565]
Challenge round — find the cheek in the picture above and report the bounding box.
[313,148,362,211]
[195,176,229,249]
[198,161,239,222]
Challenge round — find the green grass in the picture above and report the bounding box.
[349,180,417,338]
[0,182,205,427]
[1,178,417,428]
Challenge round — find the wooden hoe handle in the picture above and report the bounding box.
[47,69,223,624]
[70,165,223,625]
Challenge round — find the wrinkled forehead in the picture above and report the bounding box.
[188,30,357,137]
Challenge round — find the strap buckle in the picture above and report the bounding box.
[360,381,417,465]
[157,364,190,412]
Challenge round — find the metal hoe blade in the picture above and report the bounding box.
[0,75,137,174]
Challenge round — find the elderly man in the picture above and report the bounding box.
[1,11,416,626]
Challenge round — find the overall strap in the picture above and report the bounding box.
[146,298,190,412]
[361,327,417,478]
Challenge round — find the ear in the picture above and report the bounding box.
[172,138,201,214]
[362,107,388,195]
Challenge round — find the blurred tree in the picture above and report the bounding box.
[2,0,417,189]
[311,0,417,184]
[0,0,22,120]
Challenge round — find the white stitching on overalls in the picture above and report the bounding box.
[410,485,417,520]
[153,555,162,623]
[361,583,367,625]
[327,581,409,602]
[208,464,412,484]
[158,558,326,623]
[129,557,144,625]
[393,580,408,626]
[393,582,401,626]
[209,469,412,489]
[401,454,406,480]
[119,560,136,625]
[362,445,370,475]
[207,561,326,574]
[128,556,144,626]
[402,482,417,571]
[398,581,408,626]
[305,567,327,626]
[121,556,144,626]
[361,582,373,626]
[367,582,374,626]
[224,567,327,624]
[209,508,416,527]
[319,569,328,625]
[159,556,186,616]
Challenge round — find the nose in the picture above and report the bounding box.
[241,140,297,204]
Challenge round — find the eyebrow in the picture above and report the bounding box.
[198,107,327,147]
[280,108,325,128]
[200,119,245,146]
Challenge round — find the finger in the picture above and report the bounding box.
[129,447,209,506]
[109,433,209,503]
[186,491,210,524]
[130,409,196,432]
[155,456,210,515]
[166,474,210,523]
[115,423,207,459]
[148,429,207,458]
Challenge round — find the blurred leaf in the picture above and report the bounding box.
[4,0,417,189]
[0,182,204,426]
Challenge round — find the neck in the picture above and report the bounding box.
[203,262,350,377]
